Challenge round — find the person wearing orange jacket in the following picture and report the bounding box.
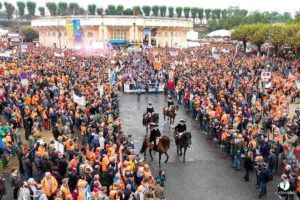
[60,178,71,198]
[41,172,58,199]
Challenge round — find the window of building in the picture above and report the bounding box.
[87,32,93,37]
[48,32,51,36]
[164,32,168,37]
[52,32,56,37]
[110,30,127,40]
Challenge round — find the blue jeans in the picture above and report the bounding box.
[137,93,141,101]
[233,157,241,169]
[259,182,267,197]
[145,92,148,98]
[0,191,3,200]
[155,91,159,98]
[26,169,32,180]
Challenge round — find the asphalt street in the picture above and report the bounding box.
[119,92,281,200]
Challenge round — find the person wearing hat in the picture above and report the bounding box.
[167,95,174,111]
[174,119,187,142]
[150,124,161,151]
[147,101,154,118]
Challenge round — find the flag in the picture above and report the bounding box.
[2,61,6,69]
[133,8,135,17]
[101,12,103,18]
[110,70,115,86]
[85,184,91,200]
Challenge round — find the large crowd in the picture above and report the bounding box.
[0,42,166,200]
[0,39,299,200]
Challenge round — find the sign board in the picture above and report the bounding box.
[170,63,175,70]
[20,72,28,79]
[261,71,271,79]
[143,45,153,49]
[21,79,28,86]
[154,62,162,70]
[54,141,64,153]
[169,51,178,56]
[54,52,64,57]
[73,94,86,106]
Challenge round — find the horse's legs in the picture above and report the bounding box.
[164,152,169,163]
[159,153,161,166]
[176,145,179,155]
[144,149,147,161]
[180,146,182,156]
[183,147,187,162]
[149,149,153,160]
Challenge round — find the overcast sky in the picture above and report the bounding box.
[8,0,300,16]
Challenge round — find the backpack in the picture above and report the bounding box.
[265,168,273,182]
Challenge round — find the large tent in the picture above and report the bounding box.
[206,29,231,38]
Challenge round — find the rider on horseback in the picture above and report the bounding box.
[147,101,154,117]
[150,123,161,151]
[167,96,174,112]
[175,119,186,143]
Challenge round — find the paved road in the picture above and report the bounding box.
[119,92,281,200]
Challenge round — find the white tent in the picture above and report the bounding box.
[0,27,9,36]
[206,29,231,38]
[187,30,198,41]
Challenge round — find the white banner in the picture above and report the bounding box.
[54,52,64,57]
[261,71,271,79]
[169,51,178,56]
[54,141,64,153]
[73,94,86,106]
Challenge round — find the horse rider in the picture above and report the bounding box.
[175,119,187,142]
[147,101,154,117]
[167,96,174,111]
[150,123,161,151]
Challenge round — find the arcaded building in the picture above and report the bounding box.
[31,15,193,48]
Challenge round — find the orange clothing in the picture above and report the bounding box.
[41,176,58,197]
[60,184,71,197]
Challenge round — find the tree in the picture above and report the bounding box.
[20,26,38,42]
[284,24,300,48]
[231,24,252,52]
[38,7,45,16]
[68,3,79,15]
[106,5,117,15]
[176,7,182,18]
[198,8,204,24]
[88,4,96,15]
[270,25,286,53]
[191,7,198,23]
[123,8,133,16]
[4,2,15,19]
[78,7,85,15]
[152,5,159,16]
[211,9,217,20]
[215,9,221,20]
[142,6,151,16]
[247,23,269,54]
[17,1,25,20]
[96,8,103,16]
[205,9,211,21]
[221,9,227,20]
[26,1,36,18]
[282,12,292,22]
[46,2,57,16]
[160,6,167,17]
[0,2,2,10]
[58,2,68,16]
[116,5,123,15]
[168,7,174,17]
[133,6,142,16]
[183,7,190,19]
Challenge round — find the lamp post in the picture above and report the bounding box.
[57,20,62,62]
[267,15,272,59]
[16,11,24,71]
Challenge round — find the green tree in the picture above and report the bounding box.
[68,3,79,15]
[26,1,36,18]
[106,5,117,15]
[293,11,300,23]
[160,6,167,17]
[284,24,300,48]
[78,7,85,15]
[221,9,227,20]
[142,6,151,16]
[183,7,190,19]
[20,25,38,42]
[211,9,217,20]
[58,2,68,16]
[231,24,252,52]
[4,2,15,19]
[152,5,159,16]
[46,2,57,16]
[247,23,269,54]
[168,7,174,17]
[282,12,292,22]
[17,1,25,20]
[38,6,45,16]
[133,6,142,16]
[0,2,2,10]
[191,7,198,23]
[123,8,133,16]
[116,5,123,15]
[198,8,204,24]
[270,25,286,53]
[215,9,221,20]
[205,9,211,21]
[175,7,182,18]
[88,4,96,15]
[96,8,103,16]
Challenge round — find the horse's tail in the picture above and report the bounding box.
[140,139,147,154]
[165,136,170,149]
[142,113,146,126]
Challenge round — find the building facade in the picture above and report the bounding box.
[31,16,193,48]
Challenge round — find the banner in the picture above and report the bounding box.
[110,70,115,86]
[143,28,149,45]
[73,94,86,106]
[154,62,162,70]
[54,52,64,57]
[73,19,82,42]
[66,19,74,40]
[169,51,178,56]
[151,28,157,46]
[124,83,165,93]
[212,54,220,59]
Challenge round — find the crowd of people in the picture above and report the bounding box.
[0,42,166,200]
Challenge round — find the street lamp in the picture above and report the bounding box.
[57,19,62,62]
[15,10,24,71]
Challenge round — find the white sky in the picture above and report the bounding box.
[8,0,300,16]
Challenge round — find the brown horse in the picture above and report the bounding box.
[142,113,159,133]
[140,135,170,165]
[163,105,178,124]
[174,131,192,162]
